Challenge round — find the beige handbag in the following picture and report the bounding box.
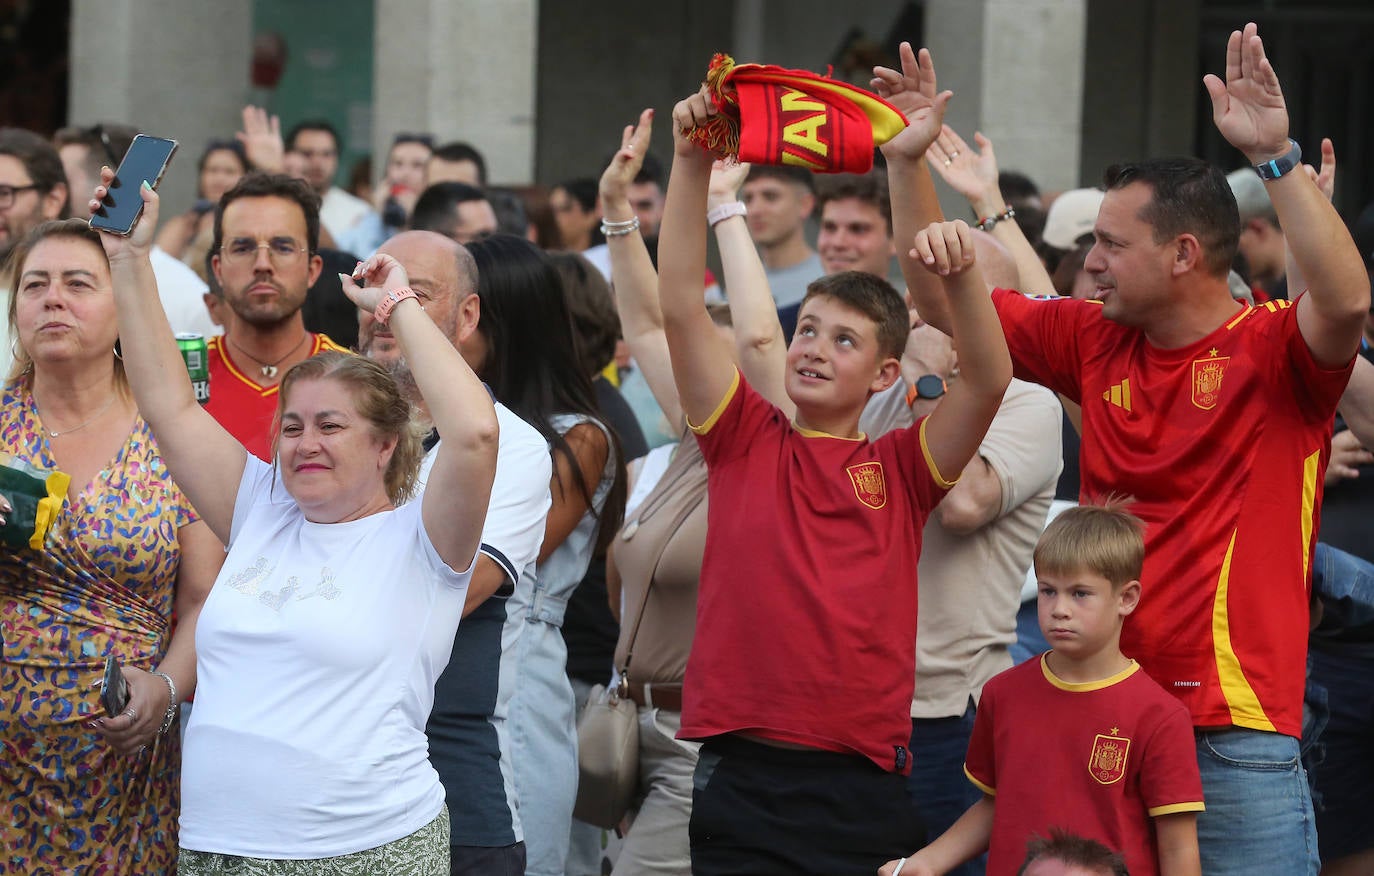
[573,678,640,829]
[573,440,706,830]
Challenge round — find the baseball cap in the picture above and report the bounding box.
[1226,167,1275,223]
[1042,188,1105,250]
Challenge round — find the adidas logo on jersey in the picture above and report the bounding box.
[1102,378,1132,412]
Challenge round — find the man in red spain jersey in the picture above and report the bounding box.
[881,505,1203,876]
[206,173,347,460]
[894,25,1369,875]
[659,75,1011,873]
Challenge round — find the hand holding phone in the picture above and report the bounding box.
[89,134,178,236]
[100,655,129,717]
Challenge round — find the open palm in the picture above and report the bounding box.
[872,42,952,161]
[1202,22,1289,161]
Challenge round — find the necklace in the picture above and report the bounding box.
[228,333,310,379]
[40,394,118,438]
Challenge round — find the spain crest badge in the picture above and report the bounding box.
[846,462,887,510]
[1088,731,1131,785]
[1191,349,1229,411]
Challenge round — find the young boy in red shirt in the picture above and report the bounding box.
[659,78,1012,873]
[881,505,1203,876]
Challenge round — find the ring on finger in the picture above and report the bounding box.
[123,706,138,720]
[949,151,959,159]
[943,159,952,166]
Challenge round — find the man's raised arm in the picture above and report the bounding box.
[1204,22,1369,366]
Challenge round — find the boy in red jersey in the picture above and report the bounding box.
[892,25,1368,875]
[880,505,1203,876]
[659,69,1012,874]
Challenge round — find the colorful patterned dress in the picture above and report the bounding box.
[0,382,197,875]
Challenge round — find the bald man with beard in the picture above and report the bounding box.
[859,230,1063,875]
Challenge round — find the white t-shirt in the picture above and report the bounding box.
[417,401,551,586]
[179,455,474,858]
[149,245,217,339]
[320,186,374,243]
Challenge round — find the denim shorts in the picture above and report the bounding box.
[1195,729,1318,875]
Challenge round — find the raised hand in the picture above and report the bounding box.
[707,158,750,209]
[1202,22,1289,163]
[926,125,1001,207]
[236,105,285,173]
[911,220,977,277]
[89,166,158,263]
[600,108,654,206]
[872,42,953,162]
[340,252,412,315]
[671,86,721,161]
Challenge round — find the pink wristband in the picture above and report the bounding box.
[373,287,420,326]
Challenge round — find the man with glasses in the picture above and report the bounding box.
[284,120,373,244]
[204,172,347,460]
[53,122,216,338]
[0,127,69,374]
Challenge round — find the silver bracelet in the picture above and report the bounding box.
[151,671,179,736]
[601,217,640,238]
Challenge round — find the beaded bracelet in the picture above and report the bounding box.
[151,671,179,736]
[975,206,1016,233]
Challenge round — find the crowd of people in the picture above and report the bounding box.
[0,20,1371,876]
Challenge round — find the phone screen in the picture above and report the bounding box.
[89,134,178,236]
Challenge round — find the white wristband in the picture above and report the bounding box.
[707,201,747,227]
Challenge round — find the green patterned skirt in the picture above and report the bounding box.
[177,806,449,875]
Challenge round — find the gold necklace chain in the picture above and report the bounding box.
[40,394,118,438]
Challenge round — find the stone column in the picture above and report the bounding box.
[926,0,1088,195]
[68,0,254,214]
[373,0,538,185]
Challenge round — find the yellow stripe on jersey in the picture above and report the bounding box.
[964,765,996,797]
[1301,449,1319,581]
[1212,530,1277,732]
[688,368,741,435]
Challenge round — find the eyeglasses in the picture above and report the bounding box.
[220,237,310,265]
[0,184,41,210]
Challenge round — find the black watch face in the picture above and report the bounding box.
[917,375,946,399]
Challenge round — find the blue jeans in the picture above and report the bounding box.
[908,704,985,876]
[1311,542,1374,635]
[1195,728,1318,875]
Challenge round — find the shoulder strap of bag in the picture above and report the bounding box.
[619,438,707,687]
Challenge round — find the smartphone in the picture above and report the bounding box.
[100,654,129,717]
[89,134,179,236]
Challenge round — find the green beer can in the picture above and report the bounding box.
[176,333,210,404]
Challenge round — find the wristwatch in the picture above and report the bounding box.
[1253,139,1302,181]
[906,374,948,407]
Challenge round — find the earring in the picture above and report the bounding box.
[113,339,123,360]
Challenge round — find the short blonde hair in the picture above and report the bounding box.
[1033,501,1145,588]
[275,351,424,505]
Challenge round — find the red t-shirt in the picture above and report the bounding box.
[678,371,952,772]
[204,333,348,461]
[966,656,1204,876]
[992,291,1351,736]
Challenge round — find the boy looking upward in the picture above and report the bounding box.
[881,505,1202,876]
[660,77,1011,874]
